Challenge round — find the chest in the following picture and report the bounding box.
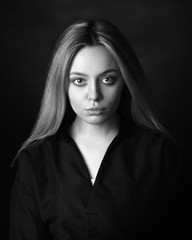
[47,144,162,238]
[38,135,166,238]
[74,138,113,179]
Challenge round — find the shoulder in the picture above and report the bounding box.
[14,133,64,185]
[133,123,181,175]
[122,122,181,185]
[122,121,180,166]
[123,120,175,149]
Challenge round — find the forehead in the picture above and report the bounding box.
[69,45,119,74]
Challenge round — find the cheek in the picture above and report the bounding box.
[67,87,84,112]
[106,85,124,106]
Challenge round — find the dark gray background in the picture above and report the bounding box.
[3,0,192,238]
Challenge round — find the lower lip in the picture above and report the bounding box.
[86,109,105,115]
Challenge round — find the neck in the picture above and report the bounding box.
[70,114,120,140]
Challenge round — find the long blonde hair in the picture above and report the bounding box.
[14,19,169,160]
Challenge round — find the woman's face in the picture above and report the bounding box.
[67,45,124,125]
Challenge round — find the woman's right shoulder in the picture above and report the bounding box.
[18,134,58,160]
[12,133,66,185]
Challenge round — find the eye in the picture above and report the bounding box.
[72,78,86,86]
[102,76,116,85]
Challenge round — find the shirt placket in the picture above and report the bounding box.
[85,212,98,239]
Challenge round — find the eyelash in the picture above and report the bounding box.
[71,76,116,86]
[72,78,86,86]
[102,76,116,85]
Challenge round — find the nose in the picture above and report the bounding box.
[88,81,103,102]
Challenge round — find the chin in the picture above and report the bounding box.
[83,115,109,125]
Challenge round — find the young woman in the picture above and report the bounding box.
[9,19,181,239]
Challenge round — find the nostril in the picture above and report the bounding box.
[88,93,99,101]
[88,95,102,102]
[88,90,103,102]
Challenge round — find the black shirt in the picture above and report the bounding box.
[9,121,181,240]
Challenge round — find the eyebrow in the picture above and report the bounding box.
[69,69,120,77]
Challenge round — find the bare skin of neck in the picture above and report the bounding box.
[70,113,120,142]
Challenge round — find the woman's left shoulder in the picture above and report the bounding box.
[146,128,180,159]
[141,126,182,177]
[127,122,178,153]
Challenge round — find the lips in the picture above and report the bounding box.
[86,107,105,115]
